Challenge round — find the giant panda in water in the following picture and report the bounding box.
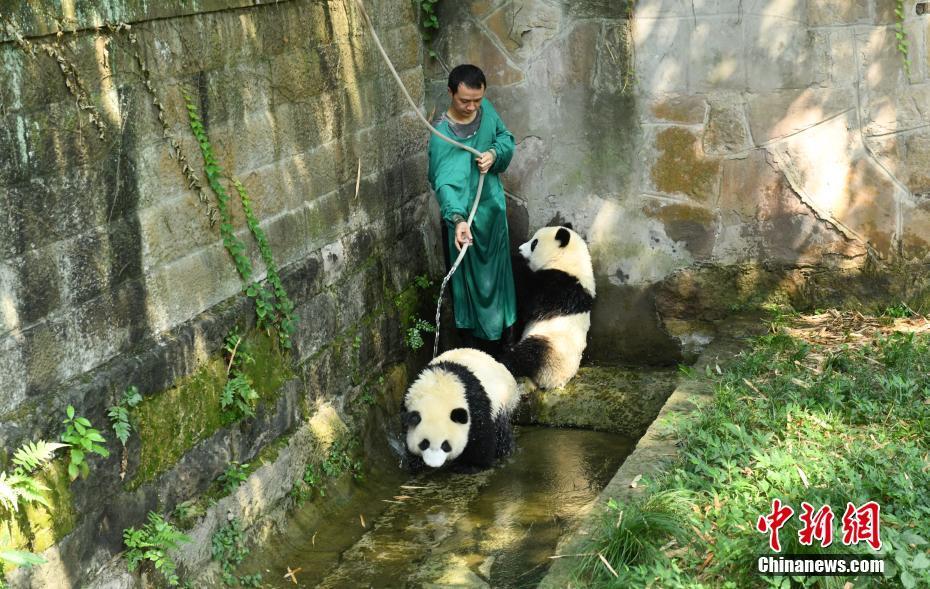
[402,348,520,471]
[503,224,596,389]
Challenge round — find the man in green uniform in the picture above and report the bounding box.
[428,64,516,358]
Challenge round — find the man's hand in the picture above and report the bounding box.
[476,150,495,174]
[454,221,473,251]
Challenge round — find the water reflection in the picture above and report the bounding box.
[243,427,634,588]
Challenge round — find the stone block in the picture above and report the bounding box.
[0,262,20,335]
[743,15,827,91]
[373,0,418,30]
[8,246,63,326]
[381,24,423,73]
[469,0,508,18]
[649,127,721,202]
[857,26,906,95]
[272,88,346,160]
[642,201,717,260]
[587,281,682,365]
[200,62,274,131]
[862,89,914,137]
[268,46,332,104]
[649,95,707,124]
[21,315,71,397]
[432,20,525,87]
[0,333,26,416]
[703,99,750,155]
[144,243,243,334]
[255,0,333,56]
[902,199,930,259]
[746,88,856,144]
[742,0,806,19]
[547,20,600,94]
[900,133,930,199]
[633,14,691,94]
[485,0,562,60]
[138,193,221,272]
[595,22,635,94]
[807,0,869,26]
[689,15,746,92]
[0,45,73,116]
[824,28,857,87]
[208,112,279,179]
[835,156,899,257]
[718,150,777,219]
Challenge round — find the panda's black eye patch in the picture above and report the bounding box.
[418,439,430,451]
[402,411,421,428]
[441,441,452,452]
[450,408,469,424]
[530,238,538,252]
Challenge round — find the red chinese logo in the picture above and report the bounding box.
[841,501,882,550]
[798,502,834,547]
[757,498,794,552]
[757,500,882,552]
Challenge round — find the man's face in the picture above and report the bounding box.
[449,83,485,120]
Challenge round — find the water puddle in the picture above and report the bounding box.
[243,427,634,588]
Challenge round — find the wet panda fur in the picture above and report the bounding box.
[401,348,520,471]
[503,224,596,389]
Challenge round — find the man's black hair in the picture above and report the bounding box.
[448,64,486,94]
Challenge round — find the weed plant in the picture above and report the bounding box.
[217,462,249,494]
[211,518,261,586]
[60,406,108,480]
[574,316,930,588]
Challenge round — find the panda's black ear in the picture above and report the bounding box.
[450,408,469,424]
[401,410,421,428]
[562,222,573,231]
[556,227,571,248]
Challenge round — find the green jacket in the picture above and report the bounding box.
[428,99,516,341]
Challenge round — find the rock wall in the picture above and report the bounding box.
[428,0,930,364]
[0,1,439,586]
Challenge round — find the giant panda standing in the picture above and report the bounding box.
[503,224,596,390]
[402,348,520,471]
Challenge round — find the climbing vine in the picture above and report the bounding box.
[184,95,296,349]
[416,0,441,58]
[0,12,106,138]
[895,0,912,81]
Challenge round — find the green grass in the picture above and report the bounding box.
[573,314,930,588]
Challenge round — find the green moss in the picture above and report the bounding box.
[128,328,292,490]
[128,358,227,490]
[2,461,76,561]
[651,127,720,202]
[239,329,293,403]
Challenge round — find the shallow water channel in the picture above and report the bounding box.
[242,427,636,588]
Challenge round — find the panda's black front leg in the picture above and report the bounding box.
[405,452,427,474]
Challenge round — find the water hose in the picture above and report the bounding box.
[352,0,487,358]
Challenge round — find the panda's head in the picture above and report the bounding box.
[401,367,470,468]
[518,224,595,294]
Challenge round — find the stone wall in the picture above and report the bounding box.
[0,1,439,586]
[428,0,930,364]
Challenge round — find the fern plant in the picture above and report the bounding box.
[60,406,108,480]
[108,385,143,446]
[123,512,190,587]
[220,374,259,420]
[0,440,67,574]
